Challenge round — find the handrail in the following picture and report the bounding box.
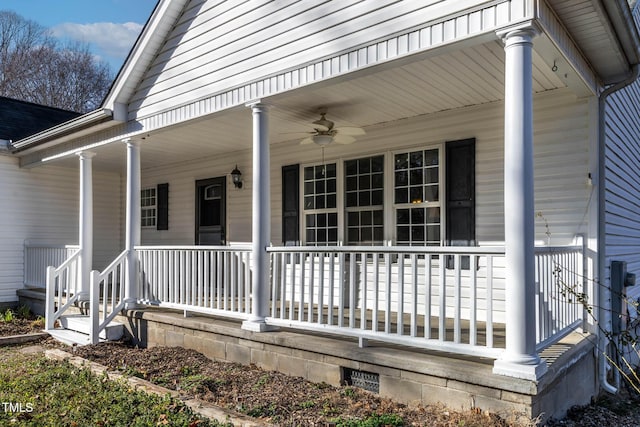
[89,249,128,344]
[534,245,582,253]
[25,242,80,250]
[135,244,252,251]
[267,245,506,255]
[44,250,82,330]
[54,249,82,272]
[99,249,129,275]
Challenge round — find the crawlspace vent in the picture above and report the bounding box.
[343,368,379,393]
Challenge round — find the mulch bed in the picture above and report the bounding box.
[72,342,514,426]
[0,318,44,336]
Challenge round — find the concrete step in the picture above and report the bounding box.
[58,314,124,341]
[46,328,96,346]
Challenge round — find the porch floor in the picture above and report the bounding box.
[121,307,595,421]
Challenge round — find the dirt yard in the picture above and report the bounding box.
[3,326,640,426]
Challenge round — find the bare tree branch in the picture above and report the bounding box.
[0,11,113,112]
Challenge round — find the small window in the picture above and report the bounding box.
[141,188,157,228]
[204,184,222,200]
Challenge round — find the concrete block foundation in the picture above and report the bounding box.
[116,308,597,422]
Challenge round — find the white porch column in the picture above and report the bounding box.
[124,139,141,308]
[242,101,277,332]
[493,26,548,380]
[77,151,96,300]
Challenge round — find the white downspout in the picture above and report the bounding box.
[598,63,640,394]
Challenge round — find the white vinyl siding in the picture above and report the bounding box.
[601,2,640,315]
[137,88,590,250]
[0,157,122,302]
[129,0,531,120]
[603,28,640,286]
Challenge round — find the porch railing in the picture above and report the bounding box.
[34,241,585,357]
[535,244,585,351]
[129,243,583,358]
[89,249,128,344]
[137,245,253,320]
[266,246,507,359]
[45,249,81,330]
[24,242,79,288]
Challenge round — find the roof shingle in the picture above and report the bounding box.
[0,97,81,142]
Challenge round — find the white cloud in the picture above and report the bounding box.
[51,21,143,62]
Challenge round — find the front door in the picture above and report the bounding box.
[195,177,226,245]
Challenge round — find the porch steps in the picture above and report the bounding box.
[47,314,124,346]
[47,328,96,346]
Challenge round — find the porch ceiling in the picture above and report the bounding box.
[546,0,636,84]
[59,39,566,172]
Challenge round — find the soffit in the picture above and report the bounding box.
[546,0,632,83]
[39,40,565,172]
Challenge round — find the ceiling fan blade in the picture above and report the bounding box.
[311,123,331,132]
[333,134,356,144]
[335,126,365,136]
[300,137,314,145]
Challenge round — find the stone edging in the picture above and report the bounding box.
[44,349,270,427]
[0,333,48,346]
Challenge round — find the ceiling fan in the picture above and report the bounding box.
[299,111,365,146]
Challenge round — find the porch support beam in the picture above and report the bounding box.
[242,101,277,332]
[77,151,96,300]
[493,25,548,381]
[124,138,141,308]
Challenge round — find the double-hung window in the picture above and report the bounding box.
[394,148,441,246]
[303,163,338,245]
[141,187,157,228]
[297,138,473,248]
[345,155,384,245]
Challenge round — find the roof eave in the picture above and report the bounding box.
[603,0,640,70]
[102,0,190,114]
[10,108,114,153]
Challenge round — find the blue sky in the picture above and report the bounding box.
[1,0,158,73]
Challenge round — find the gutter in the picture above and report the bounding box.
[603,0,640,67]
[10,108,113,153]
[597,63,640,394]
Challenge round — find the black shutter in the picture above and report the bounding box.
[157,183,169,230]
[282,165,299,245]
[446,139,475,269]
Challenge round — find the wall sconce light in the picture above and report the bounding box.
[230,165,243,188]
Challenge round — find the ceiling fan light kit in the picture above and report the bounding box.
[312,134,334,145]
